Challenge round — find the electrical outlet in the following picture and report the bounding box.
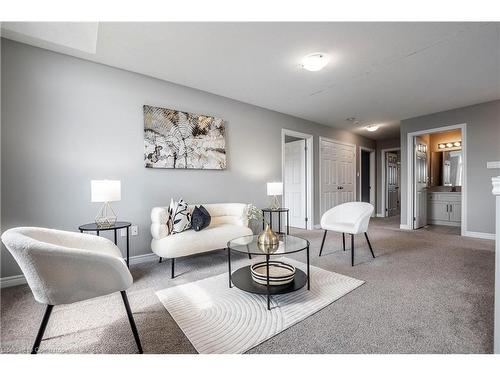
[131,225,138,236]
[120,228,127,237]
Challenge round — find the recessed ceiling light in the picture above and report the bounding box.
[365,124,380,132]
[301,53,328,72]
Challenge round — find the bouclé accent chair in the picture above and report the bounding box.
[319,202,376,266]
[1,227,143,354]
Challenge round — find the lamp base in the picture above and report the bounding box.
[269,195,280,210]
[95,202,117,228]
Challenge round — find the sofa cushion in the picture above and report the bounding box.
[169,198,191,234]
[151,224,253,258]
[191,205,211,231]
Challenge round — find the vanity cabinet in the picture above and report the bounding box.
[428,192,461,226]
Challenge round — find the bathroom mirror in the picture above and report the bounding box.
[442,150,462,186]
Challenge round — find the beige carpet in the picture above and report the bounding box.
[0,216,495,353]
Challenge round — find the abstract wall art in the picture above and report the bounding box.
[144,105,226,170]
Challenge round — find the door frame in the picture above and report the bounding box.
[359,146,376,215]
[380,147,401,217]
[281,129,314,230]
[319,136,357,218]
[405,123,467,236]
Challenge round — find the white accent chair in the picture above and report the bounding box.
[151,203,253,278]
[1,227,143,354]
[319,202,375,266]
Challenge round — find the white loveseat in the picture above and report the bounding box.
[151,203,253,278]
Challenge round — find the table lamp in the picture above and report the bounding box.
[91,180,121,228]
[267,182,283,210]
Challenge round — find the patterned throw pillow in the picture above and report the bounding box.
[168,198,192,234]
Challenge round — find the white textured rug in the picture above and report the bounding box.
[155,258,364,354]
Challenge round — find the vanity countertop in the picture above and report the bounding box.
[428,186,462,193]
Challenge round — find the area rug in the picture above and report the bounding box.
[155,258,364,353]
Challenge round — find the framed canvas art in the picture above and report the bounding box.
[144,105,226,169]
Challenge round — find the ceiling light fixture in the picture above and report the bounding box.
[301,53,328,72]
[365,124,380,132]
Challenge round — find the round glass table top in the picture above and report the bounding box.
[227,234,309,255]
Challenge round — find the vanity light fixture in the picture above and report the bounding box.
[438,141,461,150]
[301,53,329,71]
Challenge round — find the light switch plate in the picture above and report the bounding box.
[131,225,138,236]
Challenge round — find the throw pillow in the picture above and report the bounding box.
[191,205,211,231]
[169,198,192,234]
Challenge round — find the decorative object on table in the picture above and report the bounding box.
[91,180,121,228]
[261,207,290,235]
[1,227,143,354]
[191,205,211,231]
[227,234,311,310]
[247,204,279,247]
[257,223,279,248]
[266,182,283,209]
[143,105,226,169]
[251,260,296,286]
[79,221,132,267]
[168,198,192,234]
[155,257,364,354]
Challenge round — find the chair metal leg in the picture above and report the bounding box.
[159,257,162,263]
[319,230,327,257]
[171,258,175,279]
[120,291,143,354]
[31,304,53,354]
[364,232,375,258]
[351,234,355,267]
[342,233,346,251]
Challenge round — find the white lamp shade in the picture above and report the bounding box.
[267,182,283,196]
[91,180,121,202]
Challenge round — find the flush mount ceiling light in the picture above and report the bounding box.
[365,124,380,132]
[301,53,329,72]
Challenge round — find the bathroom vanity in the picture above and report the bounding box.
[427,190,461,226]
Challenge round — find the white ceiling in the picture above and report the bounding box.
[2,22,499,140]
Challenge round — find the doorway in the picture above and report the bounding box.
[406,124,466,235]
[381,147,401,217]
[319,137,356,217]
[282,129,313,230]
[360,147,376,210]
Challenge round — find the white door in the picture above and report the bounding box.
[284,140,306,229]
[386,152,399,217]
[320,138,355,216]
[414,136,429,229]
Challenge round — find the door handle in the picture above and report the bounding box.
[449,204,452,212]
[446,204,449,212]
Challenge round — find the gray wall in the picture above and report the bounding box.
[375,138,400,216]
[400,99,500,234]
[1,39,375,278]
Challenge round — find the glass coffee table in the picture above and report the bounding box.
[227,234,310,310]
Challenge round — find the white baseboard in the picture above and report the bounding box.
[463,231,495,240]
[1,252,159,289]
[376,213,385,218]
[313,224,322,230]
[0,274,27,288]
[400,224,413,230]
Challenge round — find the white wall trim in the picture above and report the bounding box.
[399,224,413,230]
[376,213,385,218]
[1,251,158,289]
[380,147,401,218]
[405,123,467,235]
[463,231,495,240]
[359,146,376,215]
[281,128,314,230]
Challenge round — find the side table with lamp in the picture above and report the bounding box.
[263,182,289,235]
[79,180,132,267]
